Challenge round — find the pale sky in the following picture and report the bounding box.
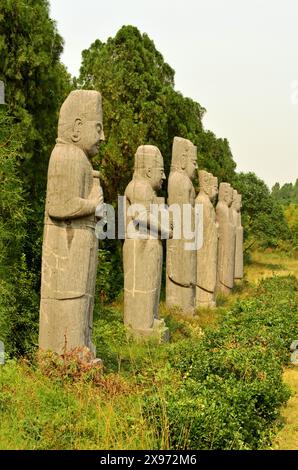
[50,0,298,188]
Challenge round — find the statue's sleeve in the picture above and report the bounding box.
[47,149,96,220]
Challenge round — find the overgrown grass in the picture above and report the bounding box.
[0,256,297,450]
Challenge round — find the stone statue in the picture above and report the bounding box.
[232,190,244,280]
[39,90,105,357]
[123,145,170,339]
[166,136,197,314]
[216,182,236,295]
[195,171,218,308]
[0,81,5,105]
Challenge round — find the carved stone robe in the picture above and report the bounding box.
[232,208,244,279]
[166,170,196,312]
[216,201,236,294]
[196,192,218,307]
[123,176,164,334]
[39,141,103,355]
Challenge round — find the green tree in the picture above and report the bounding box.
[271,180,298,205]
[78,25,236,203]
[0,108,38,356]
[233,172,289,248]
[0,0,71,270]
[284,203,298,250]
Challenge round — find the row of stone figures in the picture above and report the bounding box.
[39,90,243,359]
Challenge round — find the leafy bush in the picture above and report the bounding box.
[144,276,298,449]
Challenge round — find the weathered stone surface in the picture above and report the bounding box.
[123,145,171,340]
[39,90,105,356]
[166,137,197,314]
[232,190,244,279]
[195,171,218,308]
[216,183,236,295]
[0,81,5,105]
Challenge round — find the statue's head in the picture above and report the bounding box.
[219,182,233,205]
[233,192,242,211]
[199,170,212,197]
[232,189,238,209]
[134,145,165,191]
[212,176,219,200]
[171,137,197,180]
[58,90,105,157]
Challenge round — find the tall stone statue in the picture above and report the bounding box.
[39,90,105,357]
[195,171,218,308]
[232,190,244,280]
[0,81,5,105]
[216,183,236,295]
[123,145,170,339]
[166,136,197,314]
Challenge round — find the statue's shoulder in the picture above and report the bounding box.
[125,177,153,204]
[50,143,87,164]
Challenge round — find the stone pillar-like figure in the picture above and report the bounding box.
[216,183,236,295]
[39,90,105,357]
[232,190,244,280]
[123,145,170,339]
[166,137,197,314]
[195,171,218,308]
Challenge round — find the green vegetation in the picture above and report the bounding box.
[272,179,298,205]
[232,172,289,249]
[0,4,297,451]
[0,274,297,450]
[0,109,39,356]
[78,25,236,204]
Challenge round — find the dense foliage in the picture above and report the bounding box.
[232,172,290,248]
[78,25,236,203]
[0,1,72,355]
[0,0,71,311]
[0,275,296,449]
[272,179,298,205]
[0,108,38,356]
[144,276,298,449]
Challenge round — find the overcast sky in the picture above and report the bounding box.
[50,0,298,188]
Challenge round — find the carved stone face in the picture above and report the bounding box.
[184,146,198,181]
[73,116,104,157]
[226,187,233,206]
[146,154,166,191]
[199,171,213,197]
[211,176,218,200]
[219,183,232,204]
[234,194,242,211]
[58,90,105,157]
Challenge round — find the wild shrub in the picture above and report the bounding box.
[144,276,298,449]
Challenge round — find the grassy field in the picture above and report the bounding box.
[0,249,297,450]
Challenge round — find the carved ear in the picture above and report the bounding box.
[146,167,152,178]
[72,118,82,142]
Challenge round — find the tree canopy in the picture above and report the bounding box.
[233,172,290,248]
[78,25,236,202]
[271,179,298,205]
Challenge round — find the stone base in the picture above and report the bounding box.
[127,319,170,343]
